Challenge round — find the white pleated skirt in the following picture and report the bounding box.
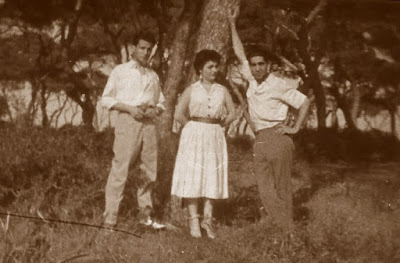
[171,121,228,199]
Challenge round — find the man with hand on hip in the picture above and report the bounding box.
[228,8,311,232]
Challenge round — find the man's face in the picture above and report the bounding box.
[249,56,269,83]
[132,39,153,66]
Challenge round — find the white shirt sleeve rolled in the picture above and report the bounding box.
[101,68,119,110]
[281,88,306,110]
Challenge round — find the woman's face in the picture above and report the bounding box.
[200,61,219,82]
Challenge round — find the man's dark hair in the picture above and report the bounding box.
[247,47,277,64]
[193,49,221,74]
[133,31,156,46]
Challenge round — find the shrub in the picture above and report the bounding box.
[305,182,400,262]
[294,128,400,162]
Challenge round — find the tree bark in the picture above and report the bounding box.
[186,0,241,85]
[159,0,202,140]
[331,83,358,130]
[350,84,361,127]
[389,107,396,136]
[59,0,96,129]
[40,82,49,127]
[297,25,326,130]
[158,0,203,226]
[295,0,328,131]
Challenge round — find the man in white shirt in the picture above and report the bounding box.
[101,31,165,229]
[229,9,311,232]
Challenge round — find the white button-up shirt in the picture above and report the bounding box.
[188,81,227,119]
[241,60,306,132]
[101,60,165,110]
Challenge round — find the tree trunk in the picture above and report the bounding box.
[157,0,203,225]
[311,72,327,130]
[389,107,396,136]
[332,81,362,130]
[159,0,202,140]
[295,0,327,131]
[331,84,356,130]
[350,83,361,128]
[81,95,95,130]
[186,0,241,85]
[26,79,39,126]
[40,83,49,127]
[60,0,96,130]
[297,26,326,130]
[65,75,96,130]
[339,99,356,129]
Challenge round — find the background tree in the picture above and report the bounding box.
[159,0,203,140]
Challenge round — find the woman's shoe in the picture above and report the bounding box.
[189,215,202,238]
[200,217,216,239]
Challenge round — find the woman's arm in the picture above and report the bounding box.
[174,86,192,126]
[222,88,237,127]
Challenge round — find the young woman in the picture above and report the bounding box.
[171,49,236,238]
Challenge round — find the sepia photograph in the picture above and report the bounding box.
[0,0,399,262]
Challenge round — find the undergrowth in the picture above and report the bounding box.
[0,124,399,262]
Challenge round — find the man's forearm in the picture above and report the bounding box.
[110,102,134,113]
[293,98,311,131]
[229,21,247,63]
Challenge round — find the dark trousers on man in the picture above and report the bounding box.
[253,126,294,232]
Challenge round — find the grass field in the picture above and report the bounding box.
[1,125,399,262]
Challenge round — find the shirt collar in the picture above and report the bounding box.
[128,59,152,74]
[256,73,273,86]
[128,60,140,69]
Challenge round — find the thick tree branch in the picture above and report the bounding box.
[64,0,84,49]
[306,0,327,26]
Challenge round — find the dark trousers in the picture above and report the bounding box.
[254,127,294,232]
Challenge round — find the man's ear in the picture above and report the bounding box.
[267,62,271,72]
[131,44,137,54]
[130,45,137,60]
[121,44,135,63]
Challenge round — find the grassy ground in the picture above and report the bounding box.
[0,125,399,262]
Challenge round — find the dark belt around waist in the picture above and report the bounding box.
[190,117,222,125]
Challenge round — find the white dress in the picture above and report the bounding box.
[171,82,229,199]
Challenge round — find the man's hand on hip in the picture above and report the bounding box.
[274,125,299,135]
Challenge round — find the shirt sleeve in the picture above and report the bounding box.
[101,68,119,110]
[157,90,166,110]
[152,74,165,110]
[281,88,307,110]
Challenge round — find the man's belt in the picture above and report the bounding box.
[190,117,222,125]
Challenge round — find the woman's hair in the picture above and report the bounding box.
[193,49,221,74]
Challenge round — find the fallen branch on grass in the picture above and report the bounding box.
[0,211,142,238]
